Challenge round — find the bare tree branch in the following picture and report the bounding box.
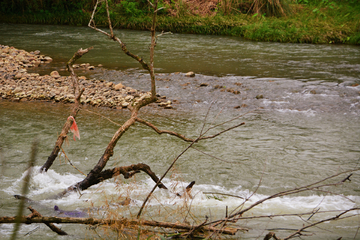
[136,137,199,219]
[40,47,92,172]
[228,169,359,220]
[88,0,157,99]
[27,207,67,235]
[0,215,241,235]
[136,117,195,141]
[136,117,245,142]
[83,163,168,190]
[283,208,360,240]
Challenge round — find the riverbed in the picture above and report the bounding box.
[0,23,360,239]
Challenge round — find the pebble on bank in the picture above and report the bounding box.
[0,45,172,109]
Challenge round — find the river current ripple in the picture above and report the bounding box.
[0,23,360,239]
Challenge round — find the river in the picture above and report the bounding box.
[0,23,360,239]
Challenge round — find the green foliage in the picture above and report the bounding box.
[0,0,359,45]
[250,0,293,17]
[118,0,144,17]
[0,0,93,14]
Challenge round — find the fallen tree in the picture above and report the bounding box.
[32,0,246,237]
[0,208,240,235]
[3,0,360,239]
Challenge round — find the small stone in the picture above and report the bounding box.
[122,102,129,108]
[28,73,39,77]
[200,83,209,87]
[78,76,87,80]
[310,90,316,94]
[87,66,95,70]
[106,82,114,88]
[43,56,52,62]
[14,73,22,79]
[185,71,195,77]
[256,94,264,99]
[13,87,22,93]
[50,71,61,78]
[127,89,137,94]
[125,95,134,101]
[158,102,167,107]
[114,83,125,90]
[33,61,41,67]
[98,64,103,67]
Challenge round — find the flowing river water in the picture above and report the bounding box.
[0,23,360,239]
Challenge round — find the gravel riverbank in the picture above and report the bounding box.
[0,45,172,109]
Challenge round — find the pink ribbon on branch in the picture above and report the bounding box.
[67,116,80,141]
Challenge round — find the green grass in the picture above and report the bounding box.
[0,1,359,45]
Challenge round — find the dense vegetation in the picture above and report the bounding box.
[0,0,359,44]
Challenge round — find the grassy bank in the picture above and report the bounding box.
[0,0,359,44]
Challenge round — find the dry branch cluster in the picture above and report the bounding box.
[2,0,359,239]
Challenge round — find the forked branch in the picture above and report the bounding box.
[283,207,360,239]
[40,47,92,172]
[136,117,245,142]
[88,0,157,99]
[27,207,67,235]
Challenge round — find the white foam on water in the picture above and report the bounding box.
[4,168,359,220]
[276,108,316,116]
[4,166,84,198]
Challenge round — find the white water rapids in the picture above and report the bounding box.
[0,23,360,239]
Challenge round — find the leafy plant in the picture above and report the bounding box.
[119,0,143,17]
[249,0,293,17]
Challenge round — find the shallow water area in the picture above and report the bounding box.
[1,23,360,239]
[1,23,360,80]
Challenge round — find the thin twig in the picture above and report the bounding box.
[60,147,86,176]
[191,146,241,164]
[229,169,359,219]
[283,208,360,240]
[136,117,245,142]
[11,140,38,240]
[203,192,244,200]
[136,136,199,219]
[83,109,122,126]
[27,206,67,235]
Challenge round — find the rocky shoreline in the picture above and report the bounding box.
[0,45,172,109]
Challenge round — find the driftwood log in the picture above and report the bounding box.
[0,215,241,235]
